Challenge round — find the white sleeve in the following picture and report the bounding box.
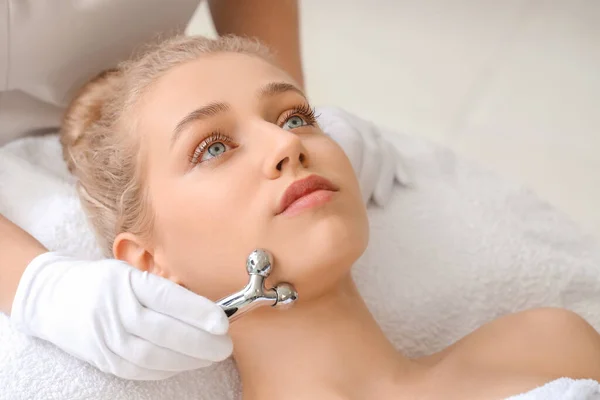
[0,0,200,144]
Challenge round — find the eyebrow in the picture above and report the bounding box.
[257,82,306,100]
[171,102,230,147]
[170,82,306,147]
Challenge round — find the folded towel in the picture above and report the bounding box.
[1,132,599,399]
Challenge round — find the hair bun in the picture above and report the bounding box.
[60,68,122,174]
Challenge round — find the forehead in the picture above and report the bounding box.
[145,52,296,109]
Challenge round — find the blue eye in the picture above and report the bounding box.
[200,141,230,162]
[190,132,236,166]
[282,115,308,130]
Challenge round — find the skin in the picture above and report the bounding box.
[209,0,304,88]
[0,214,46,314]
[114,52,600,399]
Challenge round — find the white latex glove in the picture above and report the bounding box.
[316,106,410,206]
[11,252,233,380]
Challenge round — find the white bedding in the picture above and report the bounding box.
[1,131,599,399]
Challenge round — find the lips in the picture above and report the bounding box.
[277,175,339,215]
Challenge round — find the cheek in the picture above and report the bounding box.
[310,136,362,197]
[149,173,258,300]
[266,209,369,301]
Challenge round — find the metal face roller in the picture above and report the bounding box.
[216,249,298,322]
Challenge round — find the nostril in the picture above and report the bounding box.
[299,153,306,164]
[276,160,284,171]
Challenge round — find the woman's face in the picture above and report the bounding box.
[122,52,368,302]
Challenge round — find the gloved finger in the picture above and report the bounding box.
[124,307,234,363]
[357,124,381,204]
[109,332,219,373]
[129,269,229,335]
[330,125,363,174]
[337,112,383,203]
[316,107,363,174]
[390,142,411,186]
[372,136,396,207]
[97,355,181,381]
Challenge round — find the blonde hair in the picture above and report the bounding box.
[61,35,272,256]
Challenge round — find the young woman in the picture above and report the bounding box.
[2,2,400,381]
[57,34,600,399]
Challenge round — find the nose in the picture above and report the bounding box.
[261,124,309,179]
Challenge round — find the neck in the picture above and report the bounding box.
[230,276,420,400]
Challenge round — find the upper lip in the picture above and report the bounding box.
[277,174,339,215]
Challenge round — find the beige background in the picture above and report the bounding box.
[188,0,600,239]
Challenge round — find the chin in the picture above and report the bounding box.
[269,211,369,302]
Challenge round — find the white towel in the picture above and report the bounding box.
[1,132,599,400]
[506,378,600,400]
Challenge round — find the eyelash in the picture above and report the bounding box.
[189,131,231,165]
[279,103,318,127]
[189,103,318,166]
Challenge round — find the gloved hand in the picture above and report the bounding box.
[316,106,410,206]
[10,252,232,380]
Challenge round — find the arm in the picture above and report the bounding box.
[0,213,47,315]
[209,0,304,88]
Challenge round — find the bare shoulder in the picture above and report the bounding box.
[450,308,600,381]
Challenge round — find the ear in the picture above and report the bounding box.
[113,232,168,279]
